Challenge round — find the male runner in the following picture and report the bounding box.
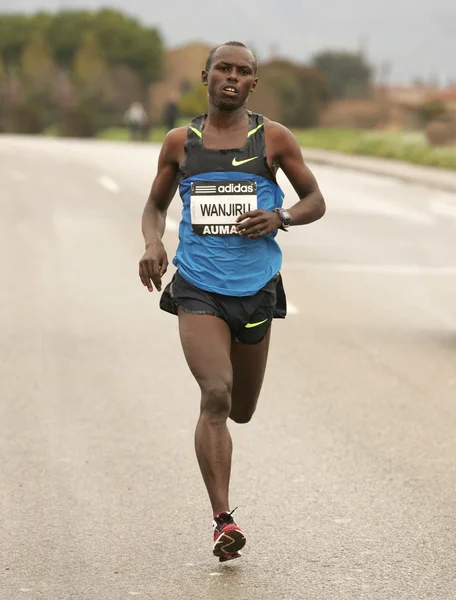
[139,41,326,562]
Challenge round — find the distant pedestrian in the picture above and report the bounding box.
[162,93,179,131]
[125,101,148,141]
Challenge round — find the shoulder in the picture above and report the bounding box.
[162,125,189,149]
[158,125,189,164]
[263,117,301,158]
[263,118,295,144]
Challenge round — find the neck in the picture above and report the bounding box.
[206,104,248,129]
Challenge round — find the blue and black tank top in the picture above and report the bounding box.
[172,111,285,296]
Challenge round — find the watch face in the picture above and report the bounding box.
[282,210,291,226]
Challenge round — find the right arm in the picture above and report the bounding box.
[139,128,185,292]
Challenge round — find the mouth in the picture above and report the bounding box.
[221,84,239,96]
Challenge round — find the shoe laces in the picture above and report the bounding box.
[213,507,238,530]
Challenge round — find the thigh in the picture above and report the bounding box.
[230,326,271,411]
[178,309,233,393]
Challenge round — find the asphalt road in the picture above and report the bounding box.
[1,135,455,600]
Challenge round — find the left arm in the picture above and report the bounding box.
[236,122,326,238]
[273,122,326,226]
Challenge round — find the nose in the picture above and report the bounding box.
[227,68,239,82]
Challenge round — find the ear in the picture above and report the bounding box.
[250,77,258,93]
[201,70,208,86]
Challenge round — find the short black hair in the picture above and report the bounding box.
[205,41,258,73]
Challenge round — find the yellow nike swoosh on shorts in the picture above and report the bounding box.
[244,318,268,329]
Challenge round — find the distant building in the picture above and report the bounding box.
[148,42,211,124]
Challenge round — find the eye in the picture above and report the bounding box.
[219,65,228,71]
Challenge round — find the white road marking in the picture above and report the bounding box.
[321,185,434,224]
[284,262,456,276]
[431,198,456,220]
[287,301,299,314]
[97,175,120,194]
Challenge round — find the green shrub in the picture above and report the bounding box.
[419,100,446,123]
[58,106,98,138]
[6,103,44,134]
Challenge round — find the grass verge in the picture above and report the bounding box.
[292,128,456,170]
[96,126,456,171]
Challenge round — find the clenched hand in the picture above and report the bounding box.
[236,209,282,239]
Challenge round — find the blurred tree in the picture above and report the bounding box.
[1,10,164,84]
[0,56,5,131]
[0,14,33,66]
[247,79,281,122]
[20,30,58,107]
[108,65,145,112]
[178,83,207,117]
[260,60,330,127]
[419,99,446,123]
[311,50,372,99]
[29,11,53,35]
[55,71,76,110]
[47,10,93,69]
[296,66,331,127]
[91,9,163,83]
[72,30,114,110]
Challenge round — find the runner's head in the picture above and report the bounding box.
[202,41,258,111]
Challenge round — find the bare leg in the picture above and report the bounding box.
[178,310,233,516]
[229,327,271,424]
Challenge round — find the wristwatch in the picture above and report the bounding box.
[274,207,292,231]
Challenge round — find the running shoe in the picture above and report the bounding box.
[212,508,246,562]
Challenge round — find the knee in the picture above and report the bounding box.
[200,380,232,420]
[229,409,255,424]
[229,390,259,424]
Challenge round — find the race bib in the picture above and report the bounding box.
[190,180,258,235]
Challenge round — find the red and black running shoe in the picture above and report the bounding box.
[212,508,246,562]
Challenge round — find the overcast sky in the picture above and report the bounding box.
[1,0,455,84]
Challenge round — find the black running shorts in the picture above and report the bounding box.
[159,270,287,344]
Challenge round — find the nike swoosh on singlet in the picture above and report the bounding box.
[245,318,268,329]
[232,156,259,167]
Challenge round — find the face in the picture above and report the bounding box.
[202,45,258,111]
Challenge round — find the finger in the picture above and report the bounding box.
[236,209,263,223]
[139,262,153,292]
[143,263,155,292]
[242,223,266,239]
[239,219,269,236]
[159,256,169,277]
[247,228,267,239]
[246,219,277,238]
[237,216,266,233]
[150,260,163,291]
